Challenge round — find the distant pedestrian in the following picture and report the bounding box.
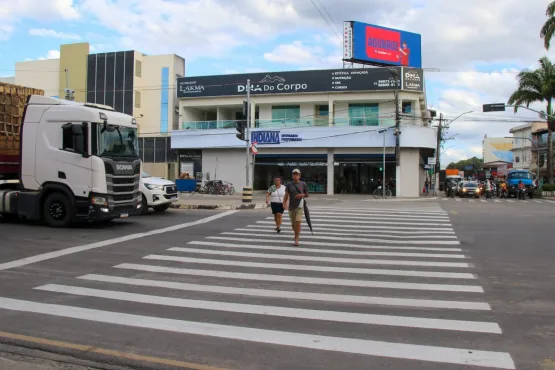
[424,179,430,195]
[282,168,309,246]
[266,176,285,233]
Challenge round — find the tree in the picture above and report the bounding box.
[507,56,555,184]
[446,157,483,171]
[540,1,555,49]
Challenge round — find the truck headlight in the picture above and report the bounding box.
[144,184,164,191]
[91,196,108,206]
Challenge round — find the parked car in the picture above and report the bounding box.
[140,172,178,214]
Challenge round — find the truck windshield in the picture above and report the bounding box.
[96,124,139,158]
[508,172,532,180]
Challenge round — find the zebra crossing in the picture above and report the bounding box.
[442,197,555,204]
[0,206,516,369]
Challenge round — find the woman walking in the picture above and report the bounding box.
[266,176,285,232]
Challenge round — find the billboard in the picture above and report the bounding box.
[343,21,422,68]
[176,67,423,98]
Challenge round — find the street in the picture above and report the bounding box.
[0,199,553,370]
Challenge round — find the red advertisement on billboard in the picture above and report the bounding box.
[365,26,402,64]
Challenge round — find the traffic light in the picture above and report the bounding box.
[236,120,246,141]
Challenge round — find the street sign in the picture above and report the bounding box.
[486,170,491,178]
[427,157,437,165]
[483,103,506,112]
[250,142,258,155]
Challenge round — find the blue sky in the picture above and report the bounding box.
[1,0,554,166]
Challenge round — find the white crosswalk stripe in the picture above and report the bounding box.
[439,197,554,204]
[0,206,515,369]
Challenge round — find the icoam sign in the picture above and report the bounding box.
[250,131,302,145]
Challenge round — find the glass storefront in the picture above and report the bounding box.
[252,154,396,194]
[334,154,396,194]
[253,155,328,193]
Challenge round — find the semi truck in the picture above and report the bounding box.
[0,82,142,227]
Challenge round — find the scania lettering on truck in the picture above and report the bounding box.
[0,86,142,227]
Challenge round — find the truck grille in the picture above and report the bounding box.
[106,174,140,205]
[165,185,177,194]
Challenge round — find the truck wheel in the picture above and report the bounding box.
[153,203,171,212]
[140,195,149,215]
[43,193,73,228]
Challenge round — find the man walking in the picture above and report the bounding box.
[282,168,309,246]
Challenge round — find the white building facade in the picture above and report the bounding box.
[172,67,436,197]
[509,122,548,171]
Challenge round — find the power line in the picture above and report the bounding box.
[316,0,340,29]
[309,0,341,41]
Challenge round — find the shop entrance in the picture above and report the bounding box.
[253,154,328,193]
[333,154,396,194]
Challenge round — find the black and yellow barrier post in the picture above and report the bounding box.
[242,186,253,203]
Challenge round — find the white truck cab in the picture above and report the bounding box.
[0,96,142,227]
[140,172,178,213]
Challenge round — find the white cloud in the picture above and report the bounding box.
[0,0,80,39]
[28,28,81,40]
[32,50,61,61]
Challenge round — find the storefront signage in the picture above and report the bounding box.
[176,67,423,98]
[251,131,303,145]
[277,162,327,167]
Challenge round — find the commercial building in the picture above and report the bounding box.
[172,67,436,197]
[509,122,547,171]
[9,42,185,179]
[531,127,552,181]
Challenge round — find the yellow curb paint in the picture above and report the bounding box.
[0,331,229,370]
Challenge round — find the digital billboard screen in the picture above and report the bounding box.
[350,22,422,68]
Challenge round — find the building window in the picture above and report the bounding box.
[317,105,329,116]
[272,105,300,125]
[135,91,141,108]
[160,67,169,134]
[135,60,142,77]
[402,101,412,113]
[515,156,520,163]
[348,103,379,126]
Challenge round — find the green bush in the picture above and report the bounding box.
[542,184,555,192]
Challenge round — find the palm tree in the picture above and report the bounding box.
[541,1,555,49]
[507,56,555,184]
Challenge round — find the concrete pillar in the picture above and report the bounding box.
[327,148,334,195]
[328,98,334,126]
[397,148,420,197]
[250,102,257,128]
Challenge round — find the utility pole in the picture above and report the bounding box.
[436,113,443,174]
[394,87,401,166]
[245,79,251,187]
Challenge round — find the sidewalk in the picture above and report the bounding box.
[172,191,439,210]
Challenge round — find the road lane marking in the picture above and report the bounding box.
[246,224,456,235]
[238,227,457,238]
[456,198,462,201]
[204,238,463,252]
[494,200,501,203]
[309,212,450,220]
[117,262,477,281]
[79,273,487,309]
[137,257,484,293]
[256,221,454,231]
[0,211,238,271]
[309,207,447,215]
[35,284,501,334]
[178,243,466,258]
[533,200,542,203]
[145,251,471,268]
[0,298,515,369]
[0,331,228,370]
[269,217,452,227]
[218,232,460,245]
[507,199,515,202]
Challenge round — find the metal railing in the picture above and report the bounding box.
[180,117,398,130]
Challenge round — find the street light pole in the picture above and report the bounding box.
[245,79,251,187]
[379,126,394,198]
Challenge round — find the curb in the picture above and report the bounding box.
[171,203,269,210]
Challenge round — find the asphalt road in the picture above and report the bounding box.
[0,199,553,370]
